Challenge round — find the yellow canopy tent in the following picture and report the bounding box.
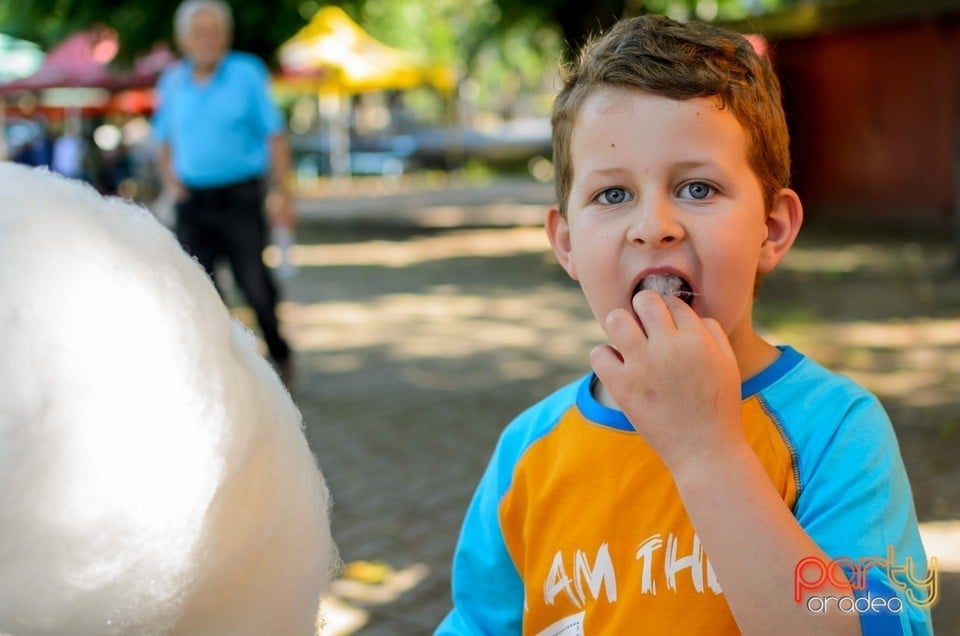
[276,6,456,178]
[277,6,455,94]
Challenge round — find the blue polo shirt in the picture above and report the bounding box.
[152,52,283,188]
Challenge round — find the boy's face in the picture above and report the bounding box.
[547,88,795,353]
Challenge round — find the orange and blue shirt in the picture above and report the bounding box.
[437,346,933,635]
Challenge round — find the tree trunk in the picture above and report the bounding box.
[954,57,960,272]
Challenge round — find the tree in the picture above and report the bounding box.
[492,0,627,60]
[0,0,310,65]
[0,0,636,67]
[0,0,792,126]
[1,0,800,65]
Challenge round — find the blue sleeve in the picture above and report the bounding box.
[243,54,283,137]
[436,436,524,635]
[789,394,933,635]
[436,380,581,635]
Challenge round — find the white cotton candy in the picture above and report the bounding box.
[0,164,337,635]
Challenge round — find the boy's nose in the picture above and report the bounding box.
[626,197,685,247]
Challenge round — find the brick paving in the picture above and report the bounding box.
[281,219,600,634]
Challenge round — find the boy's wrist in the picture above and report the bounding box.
[666,435,756,490]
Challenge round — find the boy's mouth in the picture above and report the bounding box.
[635,273,695,307]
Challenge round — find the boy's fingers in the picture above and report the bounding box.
[632,290,676,334]
[661,294,700,330]
[604,307,646,352]
[702,317,737,361]
[589,344,624,383]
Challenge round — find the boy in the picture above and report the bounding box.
[438,15,933,635]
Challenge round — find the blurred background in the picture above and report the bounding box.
[2,0,959,633]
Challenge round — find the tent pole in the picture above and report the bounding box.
[323,89,351,182]
[0,98,7,160]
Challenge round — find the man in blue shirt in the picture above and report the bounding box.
[153,0,295,384]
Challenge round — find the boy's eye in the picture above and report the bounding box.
[597,187,632,205]
[679,182,713,200]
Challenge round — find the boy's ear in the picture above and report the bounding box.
[758,188,803,274]
[545,204,578,281]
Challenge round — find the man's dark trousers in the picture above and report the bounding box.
[175,177,290,366]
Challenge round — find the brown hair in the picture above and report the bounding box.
[551,14,790,216]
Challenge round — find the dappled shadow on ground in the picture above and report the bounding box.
[277,227,598,633]
[759,225,960,517]
[759,224,960,633]
[260,222,958,634]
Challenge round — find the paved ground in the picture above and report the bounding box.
[245,181,959,634]
[280,221,596,634]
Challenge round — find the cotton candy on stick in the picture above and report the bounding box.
[0,164,337,635]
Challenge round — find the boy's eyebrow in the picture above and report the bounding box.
[583,167,631,179]
[672,160,720,171]
[584,161,722,180]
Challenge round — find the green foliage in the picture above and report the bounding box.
[0,0,800,63]
[0,0,600,65]
[0,0,309,65]
[640,0,792,23]
[467,18,562,117]
[0,0,791,95]
[341,0,563,120]
[0,0,177,59]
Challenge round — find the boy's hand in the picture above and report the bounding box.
[590,290,745,473]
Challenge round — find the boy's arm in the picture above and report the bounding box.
[669,438,863,634]
[592,291,860,635]
[436,442,525,635]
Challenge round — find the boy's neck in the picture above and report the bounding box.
[730,331,782,382]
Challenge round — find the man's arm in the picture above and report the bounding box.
[157,143,186,202]
[267,133,295,229]
[591,291,861,635]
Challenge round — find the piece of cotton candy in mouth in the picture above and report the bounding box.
[638,273,695,306]
[639,273,684,297]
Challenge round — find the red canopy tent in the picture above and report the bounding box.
[0,26,175,168]
[0,26,173,110]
